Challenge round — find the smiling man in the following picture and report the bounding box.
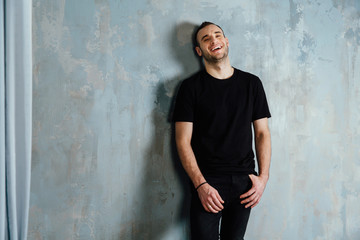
[173,22,272,240]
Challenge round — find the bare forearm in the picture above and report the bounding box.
[241,118,272,208]
[255,130,271,180]
[176,141,206,188]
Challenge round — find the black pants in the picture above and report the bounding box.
[190,175,252,240]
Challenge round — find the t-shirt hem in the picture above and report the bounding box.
[173,119,194,123]
[202,168,257,176]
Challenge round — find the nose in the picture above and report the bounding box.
[209,36,216,45]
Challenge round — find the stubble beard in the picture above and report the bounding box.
[202,45,229,64]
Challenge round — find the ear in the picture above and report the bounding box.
[195,46,202,57]
[225,37,229,47]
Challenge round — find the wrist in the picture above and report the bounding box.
[258,174,269,182]
[192,176,207,189]
[195,181,208,190]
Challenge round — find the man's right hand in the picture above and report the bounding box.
[197,183,224,213]
[175,122,224,213]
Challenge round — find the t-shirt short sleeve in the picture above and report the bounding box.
[172,80,195,122]
[252,77,271,121]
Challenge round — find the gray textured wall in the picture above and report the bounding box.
[29,0,360,239]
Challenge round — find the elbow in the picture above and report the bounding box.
[176,136,191,150]
[255,128,270,140]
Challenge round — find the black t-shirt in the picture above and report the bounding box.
[173,68,271,176]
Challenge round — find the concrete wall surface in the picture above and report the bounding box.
[29,0,360,239]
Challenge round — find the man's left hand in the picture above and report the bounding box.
[240,174,268,208]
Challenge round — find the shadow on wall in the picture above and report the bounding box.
[119,22,202,239]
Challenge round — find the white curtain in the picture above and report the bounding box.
[0,0,32,239]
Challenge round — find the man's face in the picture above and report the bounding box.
[195,24,229,63]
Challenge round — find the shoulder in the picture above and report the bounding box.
[181,70,204,85]
[234,68,264,88]
[178,70,206,93]
[235,68,260,82]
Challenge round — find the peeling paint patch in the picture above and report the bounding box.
[86,5,124,54]
[344,27,360,45]
[140,65,162,88]
[288,0,303,30]
[82,63,105,90]
[139,14,156,46]
[298,31,316,63]
[69,85,92,99]
[150,0,172,15]
[114,59,131,82]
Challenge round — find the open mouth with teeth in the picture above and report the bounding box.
[211,45,222,52]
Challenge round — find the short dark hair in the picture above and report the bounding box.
[193,21,225,47]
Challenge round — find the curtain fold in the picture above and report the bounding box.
[0,0,32,239]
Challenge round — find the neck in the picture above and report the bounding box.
[204,58,234,79]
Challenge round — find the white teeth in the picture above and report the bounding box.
[212,46,221,51]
